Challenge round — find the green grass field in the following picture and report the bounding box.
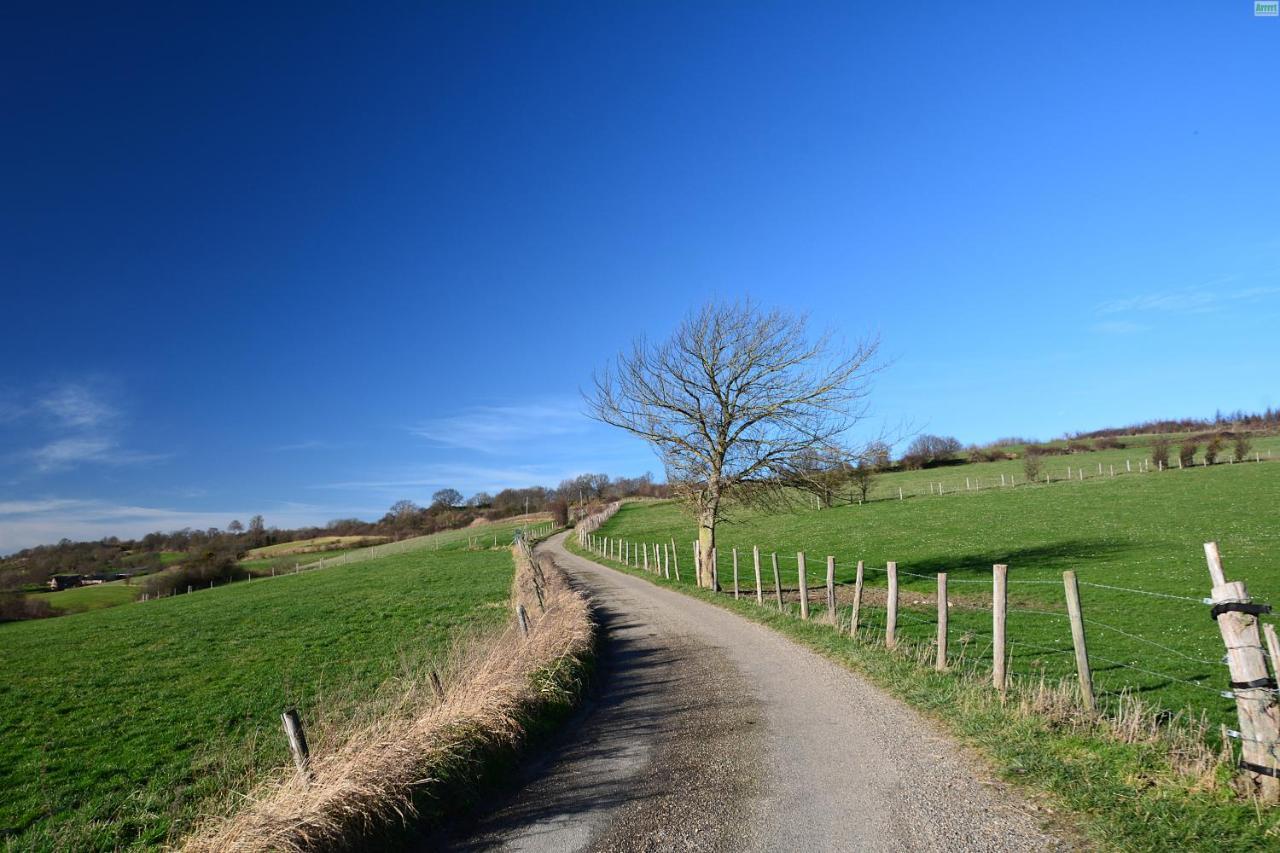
[0,541,516,851]
[40,579,142,614]
[591,444,1280,727]
[243,535,388,559]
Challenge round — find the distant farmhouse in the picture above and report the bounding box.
[47,572,128,590]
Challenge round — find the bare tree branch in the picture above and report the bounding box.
[584,299,880,587]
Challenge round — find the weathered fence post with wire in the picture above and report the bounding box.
[733,547,740,599]
[711,547,719,591]
[281,708,312,778]
[993,564,1008,696]
[886,561,898,648]
[1204,541,1280,800]
[753,546,763,605]
[826,556,836,622]
[771,552,783,610]
[850,560,865,636]
[797,552,809,619]
[1062,570,1095,713]
[936,572,948,671]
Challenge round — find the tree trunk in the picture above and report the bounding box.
[697,511,718,590]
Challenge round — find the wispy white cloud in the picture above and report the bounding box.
[0,381,168,474]
[1096,280,1280,316]
[38,384,117,428]
[272,439,349,452]
[408,400,591,453]
[1090,320,1149,335]
[0,498,383,554]
[316,462,595,496]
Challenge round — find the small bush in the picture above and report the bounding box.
[1095,437,1125,450]
[1150,438,1170,470]
[1233,433,1251,462]
[0,592,55,623]
[1178,440,1197,467]
[1023,450,1043,482]
[1066,440,1092,453]
[1205,436,1223,465]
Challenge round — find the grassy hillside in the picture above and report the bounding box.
[0,541,516,851]
[243,535,387,559]
[42,579,141,614]
[592,445,1280,726]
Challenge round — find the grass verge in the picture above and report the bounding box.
[566,534,1280,851]
[183,534,594,851]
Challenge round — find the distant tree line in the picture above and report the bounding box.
[0,473,668,599]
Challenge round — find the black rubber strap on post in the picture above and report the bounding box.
[1240,760,1280,779]
[1210,601,1272,621]
[1231,676,1278,690]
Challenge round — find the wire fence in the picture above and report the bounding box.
[578,530,1280,773]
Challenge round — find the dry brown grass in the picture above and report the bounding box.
[181,543,593,852]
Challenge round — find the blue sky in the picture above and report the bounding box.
[2,3,1278,552]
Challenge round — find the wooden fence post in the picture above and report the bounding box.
[1062,570,1095,713]
[936,573,948,671]
[281,708,311,776]
[1204,542,1280,800]
[517,604,530,637]
[886,561,898,648]
[753,546,763,605]
[772,552,783,610]
[643,543,649,572]
[850,560,865,636]
[826,556,836,622]
[733,547,740,599]
[694,540,701,586]
[711,547,719,591]
[993,564,1008,696]
[671,539,680,581]
[797,552,809,619]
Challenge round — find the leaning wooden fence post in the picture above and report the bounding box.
[1062,570,1096,713]
[281,708,312,777]
[797,552,809,619]
[993,564,1008,696]
[672,540,680,582]
[1204,541,1280,800]
[936,573,948,671]
[771,552,783,611]
[733,547,740,599]
[517,604,530,637]
[429,670,446,702]
[886,561,898,648]
[753,546,763,605]
[826,556,836,623]
[850,560,865,636]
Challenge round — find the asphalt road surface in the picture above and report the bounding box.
[438,532,1065,852]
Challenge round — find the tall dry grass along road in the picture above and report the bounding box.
[440,532,1065,852]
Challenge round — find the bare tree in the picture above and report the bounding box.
[586,301,878,588]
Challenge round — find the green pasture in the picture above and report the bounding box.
[589,448,1280,726]
[0,546,515,851]
[41,579,141,614]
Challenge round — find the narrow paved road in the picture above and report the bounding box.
[440,532,1065,852]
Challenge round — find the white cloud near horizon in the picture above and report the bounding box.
[0,498,384,554]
